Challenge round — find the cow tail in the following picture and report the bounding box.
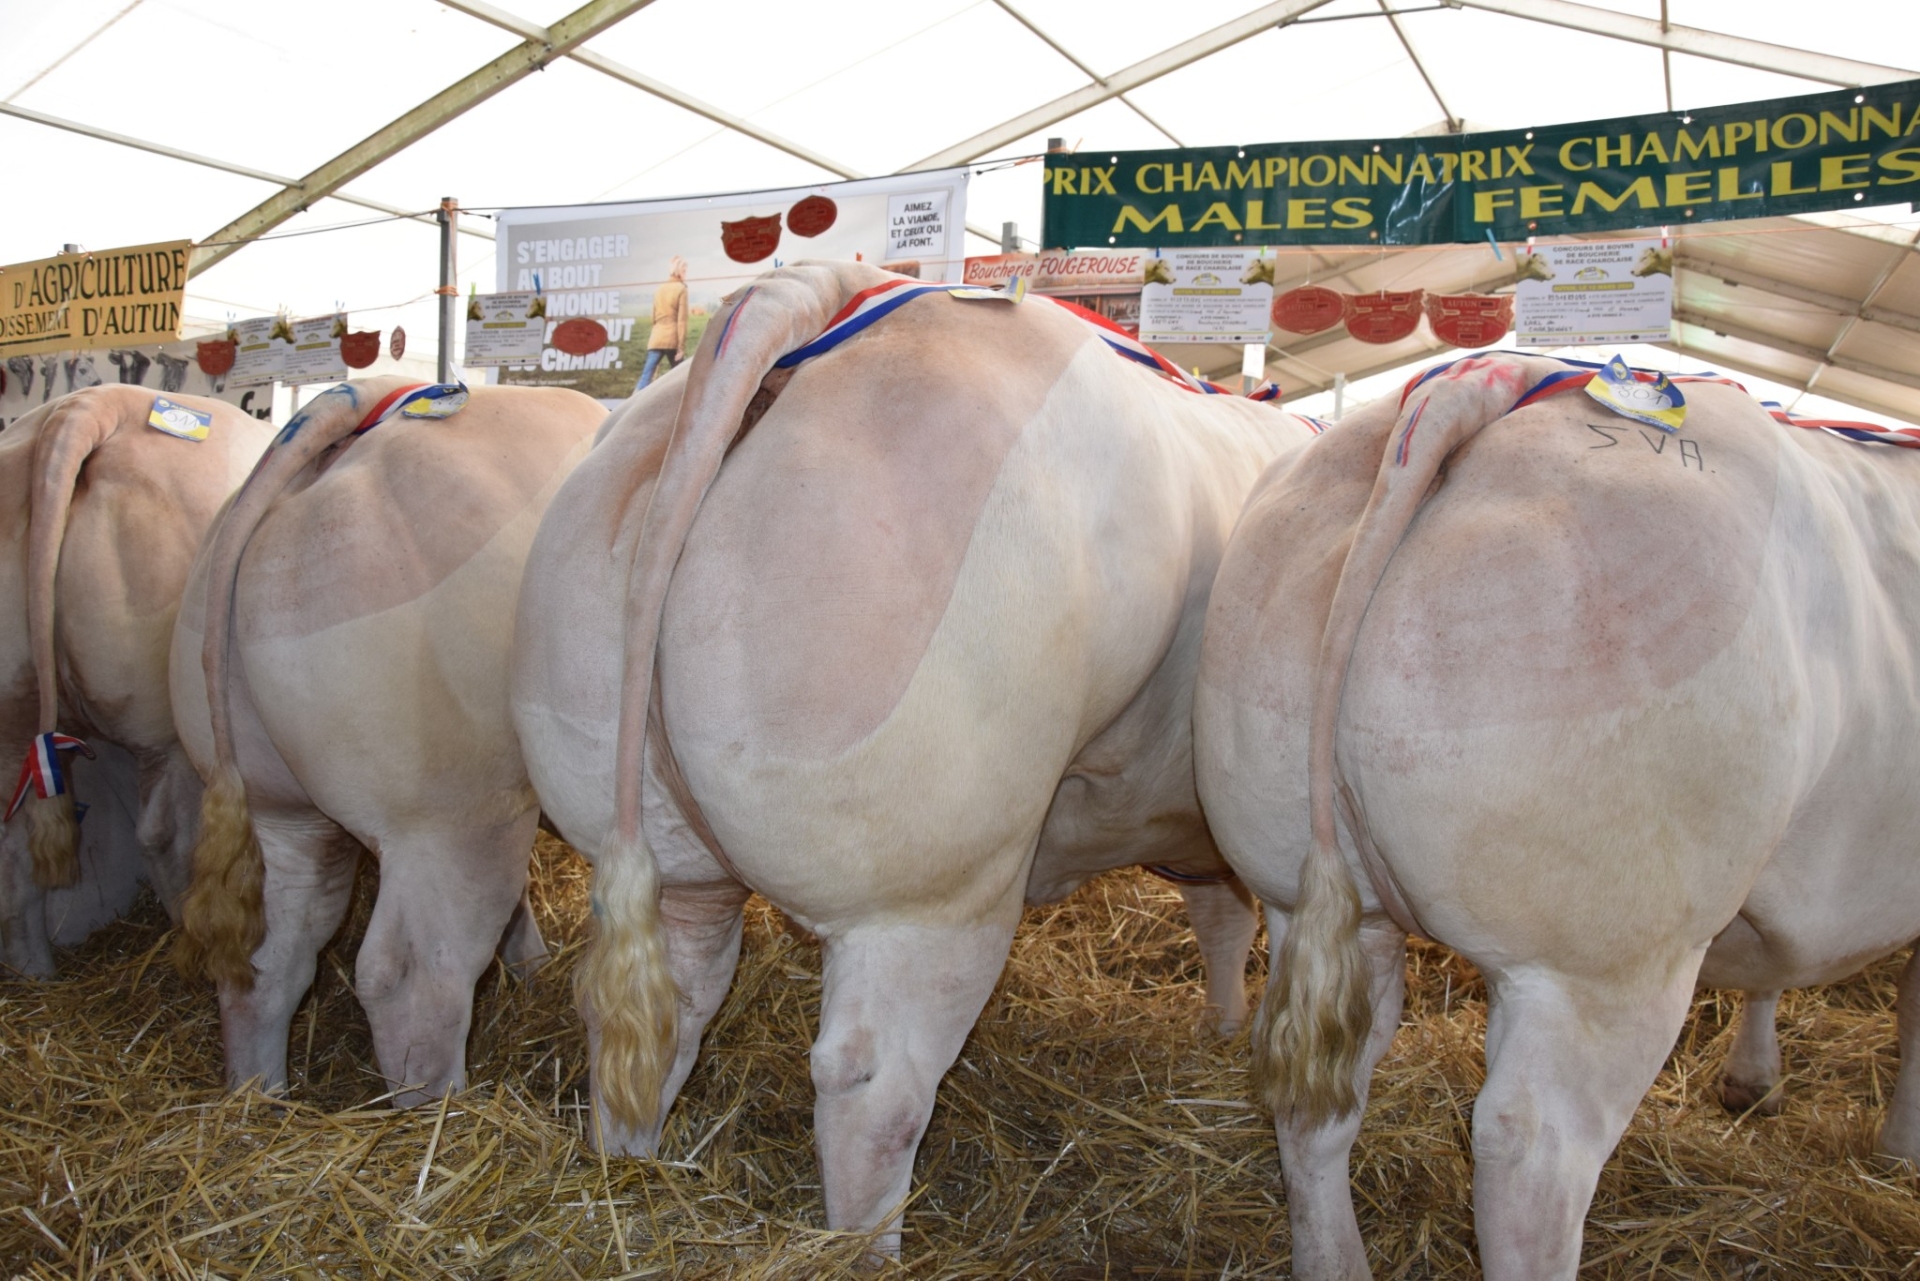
[20,393,118,888]
[583,265,848,1141]
[173,382,391,988]
[1254,355,1564,1123]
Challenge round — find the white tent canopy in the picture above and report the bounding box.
[2,0,1914,422]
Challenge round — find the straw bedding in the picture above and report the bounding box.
[3,833,1916,1278]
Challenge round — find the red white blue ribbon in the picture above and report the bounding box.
[769,279,1294,407]
[5,733,94,822]
[1404,352,1918,447]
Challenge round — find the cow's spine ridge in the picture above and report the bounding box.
[1255,354,1566,1123]
[173,381,400,989]
[583,263,851,1141]
[20,390,117,889]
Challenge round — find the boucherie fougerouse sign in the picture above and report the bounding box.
[1044,79,1920,249]
[0,241,192,357]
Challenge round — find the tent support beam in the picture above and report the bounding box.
[189,0,651,277]
[438,0,865,180]
[1676,253,1920,335]
[989,0,1187,147]
[1379,0,1459,132]
[1449,0,1915,85]
[1659,334,1919,426]
[0,102,495,240]
[907,0,1338,171]
[1673,306,1920,392]
[438,0,1001,244]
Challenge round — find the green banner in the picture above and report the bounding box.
[1043,79,1920,249]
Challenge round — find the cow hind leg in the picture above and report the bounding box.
[1271,909,1407,1281]
[1470,960,1702,1281]
[590,879,750,1156]
[135,749,206,919]
[1875,947,1920,1162]
[811,916,1019,1256]
[1719,990,1785,1115]
[495,890,548,979]
[354,814,538,1107]
[218,811,359,1094]
[1178,875,1259,1037]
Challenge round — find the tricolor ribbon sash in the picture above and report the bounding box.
[6,733,94,822]
[769,278,1279,403]
[1399,352,1919,453]
[353,381,469,433]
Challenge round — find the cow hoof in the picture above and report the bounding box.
[1719,1076,1784,1116]
[1874,1122,1920,1165]
[1197,1003,1245,1041]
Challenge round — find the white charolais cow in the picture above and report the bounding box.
[1,386,272,976]
[511,261,1321,1251]
[170,378,603,1105]
[1196,352,1920,1280]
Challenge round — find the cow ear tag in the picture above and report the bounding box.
[1585,354,1686,433]
[949,277,1028,304]
[399,383,470,419]
[148,395,212,441]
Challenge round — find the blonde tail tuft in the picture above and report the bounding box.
[577,830,680,1137]
[1249,835,1373,1122]
[172,766,265,988]
[26,792,80,889]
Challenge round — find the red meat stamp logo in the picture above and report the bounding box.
[340,331,381,369]
[721,213,783,264]
[196,339,236,376]
[552,318,609,356]
[788,195,837,238]
[1345,290,1426,344]
[1270,286,1348,335]
[1425,293,1513,348]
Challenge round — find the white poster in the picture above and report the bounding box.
[464,291,547,366]
[1514,240,1673,347]
[0,334,278,432]
[228,314,290,388]
[282,313,347,384]
[494,169,970,405]
[886,190,950,261]
[1138,249,1274,345]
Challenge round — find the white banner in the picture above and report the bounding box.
[464,291,547,366]
[1514,240,1673,347]
[1138,249,1274,345]
[1,335,277,432]
[494,169,971,405]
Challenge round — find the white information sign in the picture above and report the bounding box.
[282,313,347,383]
[1514,240,1673,346]
[1138,249,1274,345]
[228,315,290,388]
[464,291,547,366]
[886,190,950,261]
[494,169,969,405]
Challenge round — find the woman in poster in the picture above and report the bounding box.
[638,256,689,389]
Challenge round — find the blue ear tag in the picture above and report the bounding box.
[1585,355,1686,433]
[398,383,469,419]
[148,396,212,441]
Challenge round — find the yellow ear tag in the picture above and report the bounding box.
[1585,354,1686,433]
[147,396,211,441]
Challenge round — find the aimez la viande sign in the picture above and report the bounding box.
[1043,79,1920,249]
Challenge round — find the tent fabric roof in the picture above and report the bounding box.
[2,0,1914,422]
